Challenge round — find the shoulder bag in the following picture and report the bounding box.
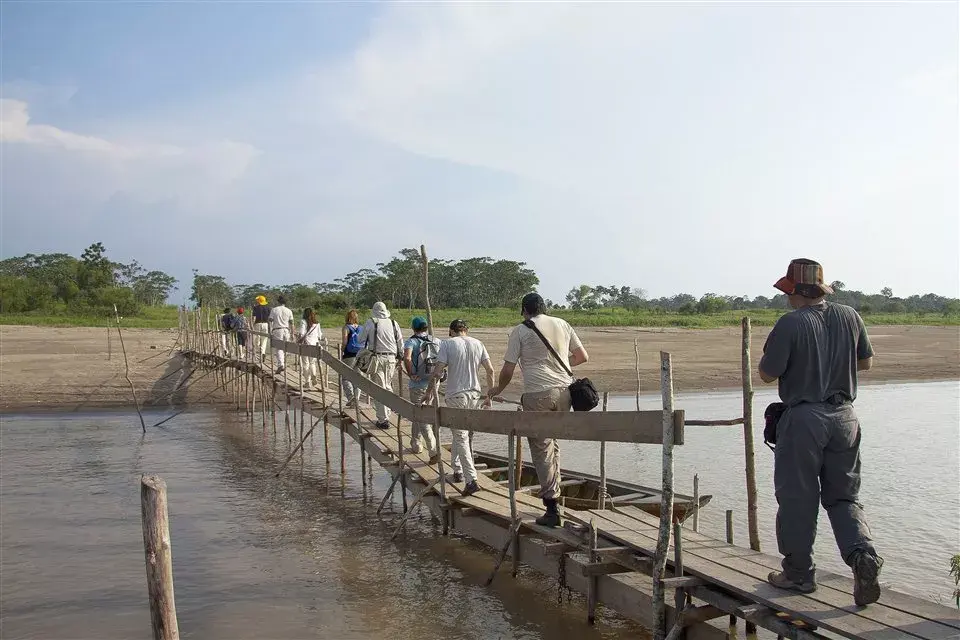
[522,320,599,412]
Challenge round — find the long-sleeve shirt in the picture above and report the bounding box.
[357,317,403,356]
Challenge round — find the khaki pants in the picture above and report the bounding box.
[370,354,396,422]
[521,386,571,501]
[271,328,290,369]
[446,391,480,484]
[408,386,437,455]
[255,323,269,358]
[341,355,359,403]
[300,355,319,387]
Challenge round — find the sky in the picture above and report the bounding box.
[2,2,958,304]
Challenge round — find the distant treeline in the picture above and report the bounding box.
[2,245,957,320]
[0,243,177,317]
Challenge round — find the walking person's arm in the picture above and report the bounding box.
[481,358,495,407]
[422,363,447,406]
[567,327,589,367]
[759,316,793,383]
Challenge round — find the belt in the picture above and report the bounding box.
[376,351,396,356]
[795,393,850,407]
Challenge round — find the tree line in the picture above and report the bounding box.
[564,282,960,316]
[0,243,177,316]
[191,248,541,312]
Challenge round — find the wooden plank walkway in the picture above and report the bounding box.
[189,349,960,640]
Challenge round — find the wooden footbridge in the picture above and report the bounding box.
[174,314,960,640]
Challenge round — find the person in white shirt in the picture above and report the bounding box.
[297,307,323,389]
[357,301,403,429]
[423,319,494,498]
[487,293,588,527]
[268,295,295,374]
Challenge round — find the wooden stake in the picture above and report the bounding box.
[420,244,434,335]
[673,522,686,632]
[741,317,760,552]
[587,518,599,624]
[484,517,522,586]
[114,304,146,433]
[653,351,676,640]
[635,337,642,411]
[599,391,609,510]
[508,430,519,577]
[692,474,700,532]
[396,372,408,513]
[726,509,736,627]
[140,475,180,640]
[434,400,448,535]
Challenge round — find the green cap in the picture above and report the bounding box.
[411,316,429,330]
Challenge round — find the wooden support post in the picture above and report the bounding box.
[742,317,759,637]
[420,244,434,335]
[692,474,699,532]
[508,430,520,577]
[332,346,340,467]
[635,337,642,410]
[360,435,368,486]
[653,351,676,640]
[396,367,408,513]
[599,391,609,510]
[484,517,522,586]
[726,509,736,628]
[587,518,599,625]
[376,473,402,515]
[298,346,304,434]
[275,415,322,477]
[114,304,146,433]
[435,401,448,535]
[390,477,442,540]
[514,428,523,491]
[673,522,686,639]
[140,475,180,640]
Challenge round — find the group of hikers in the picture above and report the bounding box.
[213,257,883,607]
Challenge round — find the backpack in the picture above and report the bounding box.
[412,334,445,381]
[345,325,362,354]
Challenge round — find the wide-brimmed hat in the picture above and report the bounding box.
[774,259,834,296]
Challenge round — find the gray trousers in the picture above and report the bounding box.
[774,402,876,582]
[521,386,571,502]
[408,386,437,455]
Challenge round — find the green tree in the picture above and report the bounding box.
[190,270,233,308]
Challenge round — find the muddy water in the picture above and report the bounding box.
[476,380,960,605]
[2,382,957,639]
[0,409,641,640]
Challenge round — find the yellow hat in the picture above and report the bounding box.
[255,295,267,305]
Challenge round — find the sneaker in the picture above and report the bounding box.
[374,420,390,430]
[428,453,441,465]
[462,481,480,497]
[535,510,561,528]
[452,472,464,483]
[767,571,817,594]
[276,367,285,374]
[345,399,356,409]
[852,552,883,606]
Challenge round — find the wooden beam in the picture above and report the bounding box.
[661,576,706,589]
[581,562,634,577]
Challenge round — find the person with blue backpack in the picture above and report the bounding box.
[340,309,363,407]
[402,316,441,464]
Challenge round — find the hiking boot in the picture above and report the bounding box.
[852,551,883,606]
[452,472,464,483]
[767,571,817,594]
[276,367,285,374]
[462,481,480,497]
[374,420,390,430]
[428,453,441,465]
[535,510,561,528]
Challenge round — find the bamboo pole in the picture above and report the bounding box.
[140,475,180,640]
[742,317,760,553]
[114,304,146,433]
[692,474,699,532]
[599,391,608,510]
[508,430,519,577]
[420,244,434,335]
[726,509,736,627]
[652,351,676,640]
[635,337,642,411]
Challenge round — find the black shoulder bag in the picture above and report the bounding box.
[522,320,599,412]
[763,402,786,451]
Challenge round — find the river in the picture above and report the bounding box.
[1,381,957,639]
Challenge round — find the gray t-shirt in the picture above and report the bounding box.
[760,302,873,406]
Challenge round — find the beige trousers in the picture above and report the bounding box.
[407,386,437,455]
[521,386,571,501]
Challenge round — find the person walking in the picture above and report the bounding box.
[298,307,323,388]
[357,302,403,428]
[423,319,493,497]
[488,293,588,527]
[340,309,362,407]
[759,258,883,606]
[252,295,271,361]
[219,307,235,358]
[268,295,294,374]
[234,306,248,359]
[403,316,440,463]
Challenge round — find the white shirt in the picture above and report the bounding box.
[268,305,293,333]
[504,314,583,394]
[438,335,490,397]
[298,320,323,346]
[358,317,403,355]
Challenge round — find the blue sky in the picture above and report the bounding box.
[2,2,957,303]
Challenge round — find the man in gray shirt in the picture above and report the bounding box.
[759,258,883,607]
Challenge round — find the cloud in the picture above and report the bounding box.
[1,98,260,205]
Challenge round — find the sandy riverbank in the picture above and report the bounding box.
[1,324,956,412]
